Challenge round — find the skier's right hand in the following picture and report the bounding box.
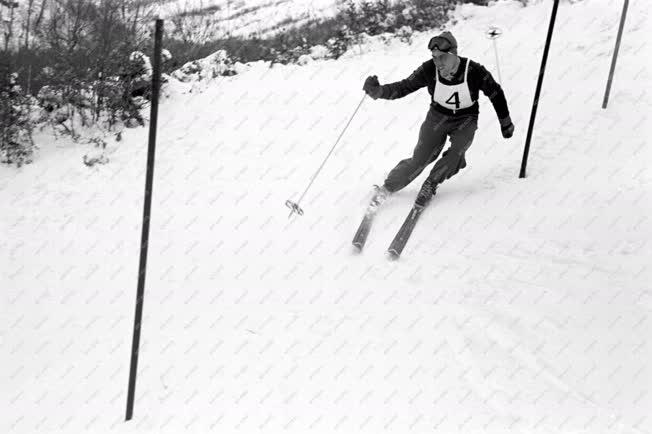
[363,75,383,99]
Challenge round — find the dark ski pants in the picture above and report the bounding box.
[384,108,479,192]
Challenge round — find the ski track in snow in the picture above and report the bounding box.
[2,1,651,433]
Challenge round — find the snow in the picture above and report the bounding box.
[2,0,652,433]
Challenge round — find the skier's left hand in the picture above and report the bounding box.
[500,116,515,138]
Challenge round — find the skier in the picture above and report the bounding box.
[362,31,515,207]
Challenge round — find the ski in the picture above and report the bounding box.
[352,186,389,252]
[387,194,433,259]
[352,208,377,252]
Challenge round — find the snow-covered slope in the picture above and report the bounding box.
[158,0,341,38]
[2,1,651,433]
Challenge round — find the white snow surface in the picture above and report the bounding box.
[2,1,652,433]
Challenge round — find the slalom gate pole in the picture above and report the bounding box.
[285,93,368,218]
[126,18,163,421]
[519,0,559,179]
[602,0,629,109]
[486,27,503,84]
[492,39,502,84]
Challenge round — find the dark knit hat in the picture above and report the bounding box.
[429,31,458,55]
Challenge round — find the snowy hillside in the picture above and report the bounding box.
[158,0,341,38]
[3,1,652,434]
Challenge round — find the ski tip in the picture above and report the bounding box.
[352,243,363,253]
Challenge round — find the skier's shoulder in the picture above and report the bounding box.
[463,57,484,72]
[407,59,435,81]
[419,59,436,74]
[463,58,495,84]
[464,58,491,76]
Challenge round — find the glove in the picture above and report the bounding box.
[363,75,383,99]
[429,149,467,184]
[499,116,515,139]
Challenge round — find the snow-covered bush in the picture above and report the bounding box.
[37,85,65,112]
[122,51,153,101]
[35,48,171,134]
[1,72,37,167]
[378,11,397,32]
[326,25,358,59]
[402,0,449,32]
[396,25,414,44]
[341,0,394,35]
[161,49,173,64]
[267,35,313,67]
[296,42,332,64]
[36,81,99,137]
[102,49,172,128]
[37,85,72,129]
[309,45,330,60]
[129,51,153,78]
[297,54,312,65]
[171,49,237,81]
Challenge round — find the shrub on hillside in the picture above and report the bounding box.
[3,0,163,138]
[34,49,164,134]
[277,0,454,62]
[0,72,37,167]
[325,25,359,60]
[396,25,414,44]
[171,49,237,81]
[159,0,497,72]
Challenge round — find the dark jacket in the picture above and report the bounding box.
[377,57,510,120]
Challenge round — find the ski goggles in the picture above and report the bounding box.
[428,36,452,52]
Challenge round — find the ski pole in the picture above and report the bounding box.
[286,93,368,218]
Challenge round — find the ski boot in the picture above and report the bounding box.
[368,184,391,212]
[415,177,437,208]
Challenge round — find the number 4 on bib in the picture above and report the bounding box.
[445,92,460,109]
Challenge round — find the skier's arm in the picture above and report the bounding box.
[472,62,510,120]
[377,63,430,100]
